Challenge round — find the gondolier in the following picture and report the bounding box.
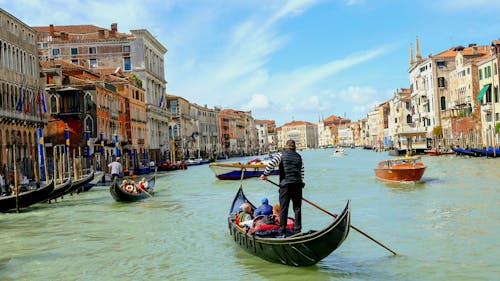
[108,157,122,181]
[260,139,304,236]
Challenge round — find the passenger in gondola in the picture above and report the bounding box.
[138,177,148,192]
[253,197,273,216]
[237,202,253,229]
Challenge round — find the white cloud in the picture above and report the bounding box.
[337,86,379,104]
[244,94,270,110]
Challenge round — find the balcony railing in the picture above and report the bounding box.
[481,103,492,112]
[0,109,46,124]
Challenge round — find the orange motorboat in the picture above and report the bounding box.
[374,156,426,182]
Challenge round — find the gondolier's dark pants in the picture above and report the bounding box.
[279,183,302,234]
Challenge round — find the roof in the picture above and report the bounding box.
[432,45,489,59]
[32,24,131,40]
[281,120,317,127]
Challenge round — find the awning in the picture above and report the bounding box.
[476,84,490,101]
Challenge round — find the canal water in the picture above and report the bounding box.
[0,149,498,280]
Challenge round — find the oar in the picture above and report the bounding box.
[265,179,398,255]
[137,185,156,201]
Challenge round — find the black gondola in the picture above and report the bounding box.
[0,180,54,212]
[45,177,73,202]
[228,187,350,266]
[64,171,94,195]
[109,173,156,202]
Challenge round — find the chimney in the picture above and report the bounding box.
[111,23,118,32]
[49,24,55,37]
[472,46,478,55]
[98,29,105,39]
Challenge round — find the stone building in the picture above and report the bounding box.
[279,120,318,149]
[0,8,45,185]
[33,23,170,162]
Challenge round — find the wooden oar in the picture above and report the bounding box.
[137,185,156,201]
[265,179,398,255]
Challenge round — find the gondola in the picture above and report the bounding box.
[64,171,94,195]
[228,187,350,266]
[0,180,55,212]
[45,177,73,202]
[109,173,156,202]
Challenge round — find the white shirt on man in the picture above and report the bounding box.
[108,161,122,175]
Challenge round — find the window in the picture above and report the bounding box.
[479,69,483,80]
[437,61,446,67]
[71,59,78,65]
[89,47,96,54]
[123,45,130,53]
[437,77,445,88]
[123,57,131,71]
[52,48,60,56]
[495,63,498,75]
[71,48,78,55]
[406,114,412,124]
[440,96,446,110]
[89,58,97,68]
[495,86,499,103]
[485,66,491,78]
[50,95,58,113]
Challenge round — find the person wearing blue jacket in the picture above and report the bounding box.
[254,197,273,216]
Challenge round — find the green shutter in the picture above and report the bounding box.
[476,84,491,101]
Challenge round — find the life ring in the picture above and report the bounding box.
[125,185,135,193]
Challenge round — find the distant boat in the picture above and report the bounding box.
[209,159,279,180]
[374,156,426,182]
[451,147,478,157]
[185,158,211,166]
[333,147,346,157]
[424,148,455,156]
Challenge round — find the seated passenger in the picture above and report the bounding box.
[237,202,253,228]
[253,197,273,216]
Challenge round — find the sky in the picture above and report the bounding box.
[2,0,500,126]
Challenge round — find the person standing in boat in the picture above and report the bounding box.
[108,157,123,181]
[260,139,304,237]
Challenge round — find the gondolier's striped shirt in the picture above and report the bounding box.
[263,152,304,181]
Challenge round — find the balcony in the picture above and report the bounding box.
[0,109,47,125]
[481,103,492,112]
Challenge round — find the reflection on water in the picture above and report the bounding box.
[0,149,498,280]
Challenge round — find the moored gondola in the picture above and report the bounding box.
[64,171,94,195]
[45,177,72,202]
[228,187,350,266]
[0,180,55,212]
[109,173,156,202]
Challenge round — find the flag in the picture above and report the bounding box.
[159,95,165,109]
[41,88,47,113]
[25,89,33,113]
[15,83,24,111]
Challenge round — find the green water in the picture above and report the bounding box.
[1,149,499,281]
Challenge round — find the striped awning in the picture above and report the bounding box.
[476,84,490,101]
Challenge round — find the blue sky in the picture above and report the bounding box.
[3,0,500,126]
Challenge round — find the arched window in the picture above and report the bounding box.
[440,96,446,110]
[85,115,94,134]
[85,92,92,112]
[406,114,412,124]
[50,95,58,113]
